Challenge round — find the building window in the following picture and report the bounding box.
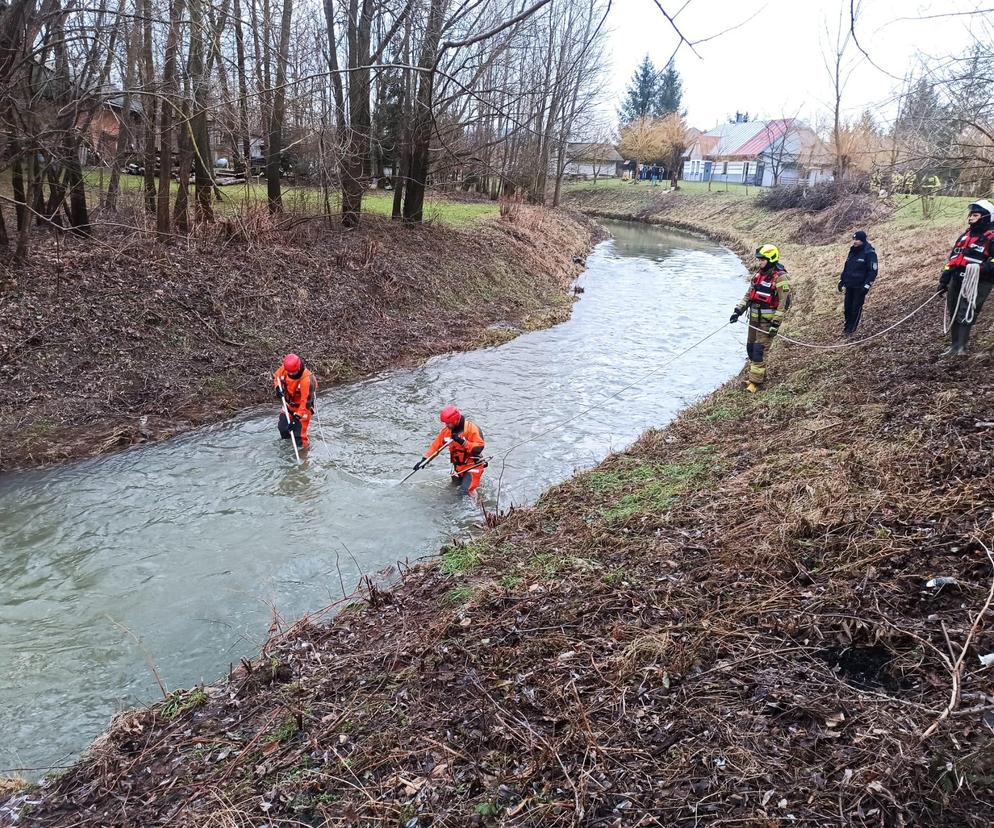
[722,162,728,175]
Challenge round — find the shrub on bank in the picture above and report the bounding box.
[757,179,870,212]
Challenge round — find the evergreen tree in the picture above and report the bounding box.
[619,54,659,125]
[657,59,682,115]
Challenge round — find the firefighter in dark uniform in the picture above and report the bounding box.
[937,199,994,356]
[730,244,791,392]
[838,230,878,336]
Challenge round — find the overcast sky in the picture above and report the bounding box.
[604,0,982,132]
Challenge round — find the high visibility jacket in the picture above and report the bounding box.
[273,365,315,415]
[737,263,791,322]
[427,420,485,470]
[945,226,994,282]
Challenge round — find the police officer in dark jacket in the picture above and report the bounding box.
[837,230,878,335]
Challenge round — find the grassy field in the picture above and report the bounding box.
[563,176,755,196]
[1,168,501,228]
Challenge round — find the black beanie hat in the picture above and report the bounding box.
[853,230,867,242]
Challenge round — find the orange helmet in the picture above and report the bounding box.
[440,405,462,426]
[283,353,302,374]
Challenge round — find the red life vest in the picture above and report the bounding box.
[947,228,994,269]
[746,267,782,309]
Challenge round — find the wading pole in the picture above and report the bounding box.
[397,438,451,485]
[278,378,301,464]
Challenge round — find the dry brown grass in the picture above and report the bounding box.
[7,192,993,827]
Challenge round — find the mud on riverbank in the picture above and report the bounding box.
[0,207,597,471]
[4,190,993,826]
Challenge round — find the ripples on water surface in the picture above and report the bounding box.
[0,220,747,774]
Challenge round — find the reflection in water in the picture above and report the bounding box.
[0,219,747,775]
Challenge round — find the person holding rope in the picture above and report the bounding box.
[416,405,486,495]
[937,199,994,356]
[730,243,792,393]
[273,353,315,450]
[838,230,878,336]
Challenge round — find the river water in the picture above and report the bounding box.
[0,220,747,776]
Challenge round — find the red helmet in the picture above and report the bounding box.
[283,353,302,374]
[439,405,462,426]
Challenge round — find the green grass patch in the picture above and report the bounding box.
[443,585,475,606]
[439,541,489,575]
[70,169,498,227]
[705,402,747,423]
[883,194,973,230]
[602,568,630,586]
[528,551,567,578]
[501,573,522,590]
[562,177,753,197]
[265,715,301,745]
[586,457,713,525]
[161,687,208,720]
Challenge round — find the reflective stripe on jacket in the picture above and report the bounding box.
[738,263,790,322]
[946,228,994,282]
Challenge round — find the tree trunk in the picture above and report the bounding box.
[173,109,193,233]
[30,151,45,224]
[106,19,139,211]
[340,0,374,227]
[64,142,90,234]
[11,148,30,262]
[266,0,293,212]
[402,0,445,222]
[44,165,67,226]
[141,0,158,212]
[230,0,251,171]
[157,0,186,239]
[189,0,214,221]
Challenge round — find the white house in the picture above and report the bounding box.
[682,119,833,187]
[557,143,624,179]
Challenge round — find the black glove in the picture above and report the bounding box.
[413,457,425,471]
[275,386,284,399]
[837,280,844,293]
[729,310,741,324]
[450,434,466,446]
[937,271,951,294]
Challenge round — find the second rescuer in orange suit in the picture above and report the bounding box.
[273,353,315,449]
[418,405,486,495]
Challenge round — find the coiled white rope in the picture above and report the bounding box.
[944,263,981,333]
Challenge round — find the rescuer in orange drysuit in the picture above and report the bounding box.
[273,353,315,449]
[414,405,486,495]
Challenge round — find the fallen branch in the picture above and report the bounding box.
[920,538,994,743]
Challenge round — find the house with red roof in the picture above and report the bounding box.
[682,118,832,187]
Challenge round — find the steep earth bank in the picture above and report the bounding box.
[3,187,992,826]
[0,207,596,470]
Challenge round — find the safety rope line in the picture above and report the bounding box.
[744,292,941,350]
[492,289,942,509]
[943,263,980,334]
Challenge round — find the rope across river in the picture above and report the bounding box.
[488,289,944,510]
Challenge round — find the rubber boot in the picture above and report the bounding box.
[956,322,971,355]
[746,382,759,394]
[942,324,965,357]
